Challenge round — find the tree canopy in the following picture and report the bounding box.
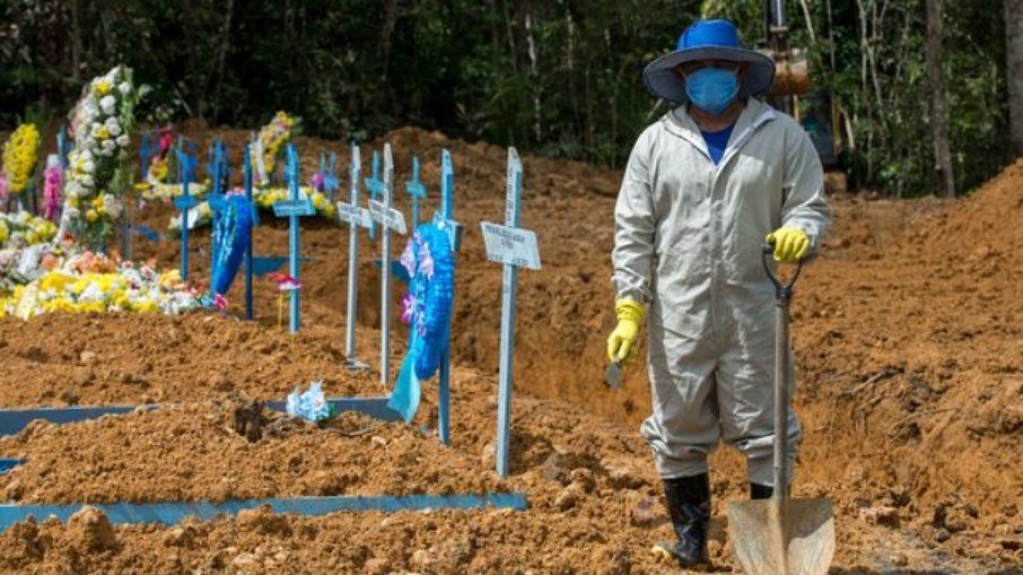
[0,0,1012,197]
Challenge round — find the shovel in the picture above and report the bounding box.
[727,245,835,575]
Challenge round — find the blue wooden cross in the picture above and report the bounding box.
[173,145,199,280]
[364,150,385,240]
[57,127,71,169]
[405,156,428,230]
[139,133,152,181]
[176,138,199,184]
[272,143,315,333]
[204,140,218,182]
[496,149,524,477]
[322,152,340,202]
[481,148,542,477]
[207,140,229,271]
[434,148,461,445]
[243,144,256,319]
[440,150,457,224]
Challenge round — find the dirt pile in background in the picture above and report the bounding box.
[0,127,1019,573]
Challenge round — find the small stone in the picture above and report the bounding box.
[59,388,79,405]
[162,527,193,547]
[569,468,595,493]
[371,436,387,447]
[364,558,391,575]
[891,553,909,567]
[607,463,647,489]
[410,548,436,569]
[858,505,900,527]
[481,442,496,466]
[79,351,98,365]
[67,506,117,552]
[5,480,24,501]
[708,539,724,558]
[629,494,660,527]
[231,552,261,570]
[75,369,96,387]
[554,485,582,511]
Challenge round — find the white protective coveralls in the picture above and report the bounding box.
[612,97,831,485]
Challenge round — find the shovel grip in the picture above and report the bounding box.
[762,243,803,303]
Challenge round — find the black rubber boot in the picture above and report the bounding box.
[651,473,711,567]
[750,482,773,500]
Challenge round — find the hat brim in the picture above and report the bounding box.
[643,46,776,104]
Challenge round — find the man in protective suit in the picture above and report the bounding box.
[606,18,830,567]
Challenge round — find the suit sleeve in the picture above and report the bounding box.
[612,130,657,303]
[781,124,831,252]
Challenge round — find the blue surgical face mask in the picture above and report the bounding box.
[685,67,739,116]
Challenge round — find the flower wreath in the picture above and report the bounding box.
[210,193,254,296]
[1,123,40,196]
[400,223,455,380]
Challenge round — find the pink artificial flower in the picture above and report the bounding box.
[214,293,229,312]
[267,272,301,291]
[309,172,325,191]
[401,292,415,324]
[157,126,174,158]
[418,242,435,278]
[400,241,416,278]
[43,165,63,221]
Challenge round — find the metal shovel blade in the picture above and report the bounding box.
[727,497,835,575]
[604,362,623,388]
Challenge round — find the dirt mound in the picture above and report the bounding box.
[0,126,1020,573]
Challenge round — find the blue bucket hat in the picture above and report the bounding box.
[643,19,776,104]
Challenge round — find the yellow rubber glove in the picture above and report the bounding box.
[766,227,810,262]
[607,297,645,363]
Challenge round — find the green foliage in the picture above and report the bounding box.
[0,0,1013,194]
[789,0,1009,196]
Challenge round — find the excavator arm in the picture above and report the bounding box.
[762,0,845,186]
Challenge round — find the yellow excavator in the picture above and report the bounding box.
[759,0,846,193]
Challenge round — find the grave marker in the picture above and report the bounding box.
[481,148,542,477]
[406,156,427,230]
[436,148,462,445]
[369,144,408,385]
[244,144,256,319]
[364,150,385,240]
[336,144,372,370]
[57,127,71,169]
[139,133,151,181]
[272,144,315,333]
[322,152,340,202]
[172,145,198,280]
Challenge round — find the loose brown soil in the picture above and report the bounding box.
[0,126,1020,574]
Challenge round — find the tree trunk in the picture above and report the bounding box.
[926,0,955,198]
[70,0,82,83]
[1007,0,1023,157]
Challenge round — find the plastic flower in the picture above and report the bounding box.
[267,272,301,291]
[0,252,201,318]
[255,111,297,185]
[1,124,41,195]
[0,211,57,249]
[61,65,139,250]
